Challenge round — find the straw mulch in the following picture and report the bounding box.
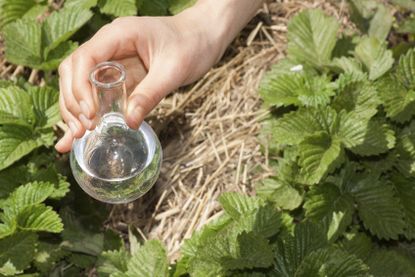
[0,0,350,261]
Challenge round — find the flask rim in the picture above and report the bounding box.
[89,61,126,89]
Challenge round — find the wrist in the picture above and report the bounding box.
[175,0,262,62]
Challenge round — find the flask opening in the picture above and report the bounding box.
[90,61,126,89]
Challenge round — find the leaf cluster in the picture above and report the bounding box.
[257,2,415,275]
[0,159,70,276]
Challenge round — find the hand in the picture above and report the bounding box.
[55,0,263,153]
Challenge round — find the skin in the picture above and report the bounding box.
[55,0,264,153]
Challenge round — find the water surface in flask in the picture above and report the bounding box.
[70,113,162,203]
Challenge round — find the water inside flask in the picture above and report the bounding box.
[70,61,162,204]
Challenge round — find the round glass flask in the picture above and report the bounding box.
[70,61,162,204]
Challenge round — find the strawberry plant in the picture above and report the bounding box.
[2,0,415,276]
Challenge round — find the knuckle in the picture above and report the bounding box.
[142,92,159,109]
[65,99,78,114]
[112,17,124,25]
[58,59,70,75]
[71,48,85,63]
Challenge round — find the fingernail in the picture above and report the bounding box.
[68,121,77,135]
[55,138,64,150]
[127,104,141,128]
[80,100,91,118]
[79,114,92,129]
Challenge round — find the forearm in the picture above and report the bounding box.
[178,0,263,61]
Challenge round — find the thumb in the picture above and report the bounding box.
[125,67,177,129]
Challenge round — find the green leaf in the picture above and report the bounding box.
[98,248,130,276]
[61,209,104,256]
[138,0,169,16]
[0,86,34,126]
[287,9,339,69]
[396,123,415,176]
[0,232,37,271]
[298,132,344,184]
[304,183,354,239]
[3,19,42,68]
[17,204,63,233]
[368,4,393,41]
[390,174,415,239]
[260,72,335,108]
[26,86,60,128]
[65,0,98,9]
[68,253,96,268]
[337,111,369,148]
[126,240,168,277]
[338,231,374,261]
[332,35,356,58]
[350,120,395,156]
[236,205,282,238]
[0,126,54,170]
[0,166,27,199]
[39,40,78,71]
[169,0,196,14]
[49,174,70,200]
[332,75,380,118]
[295,248,370,277]
[274,222,328,276]
[390,0,415,11]
[0,260,22,276]
[42,7,93,55]
[378,74,415,123]
[6,182,54,211]
[219,193,262,219]
[0,0,37,29]
[33,242,68,273]
[349,0,393,41]
[331,57,364,75]
[257,178,302,210]
[0,221,15,240]
[22,4,48,21]
[397,17,415,34]
[220,232,273,271]
[348,0,378,31]
[181,215,232,259]
[354,37,394,80]
[351,177,405,239]
[271,107,337,146]
[366,249,415,277]
[99,0,137,17]
[396,48,415,90]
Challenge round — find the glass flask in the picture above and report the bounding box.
[70,61,162,204]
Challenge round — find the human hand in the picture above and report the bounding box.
[55,0,263,153]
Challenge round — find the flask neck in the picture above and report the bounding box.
[90,62,127,129]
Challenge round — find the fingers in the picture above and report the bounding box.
[126,64,179,129]
[59,93,86,137]
[70,46,97,120]
[55,130,73,153]
[55,84,86,153]
[61,20,138,127]
[70,21,138,120]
